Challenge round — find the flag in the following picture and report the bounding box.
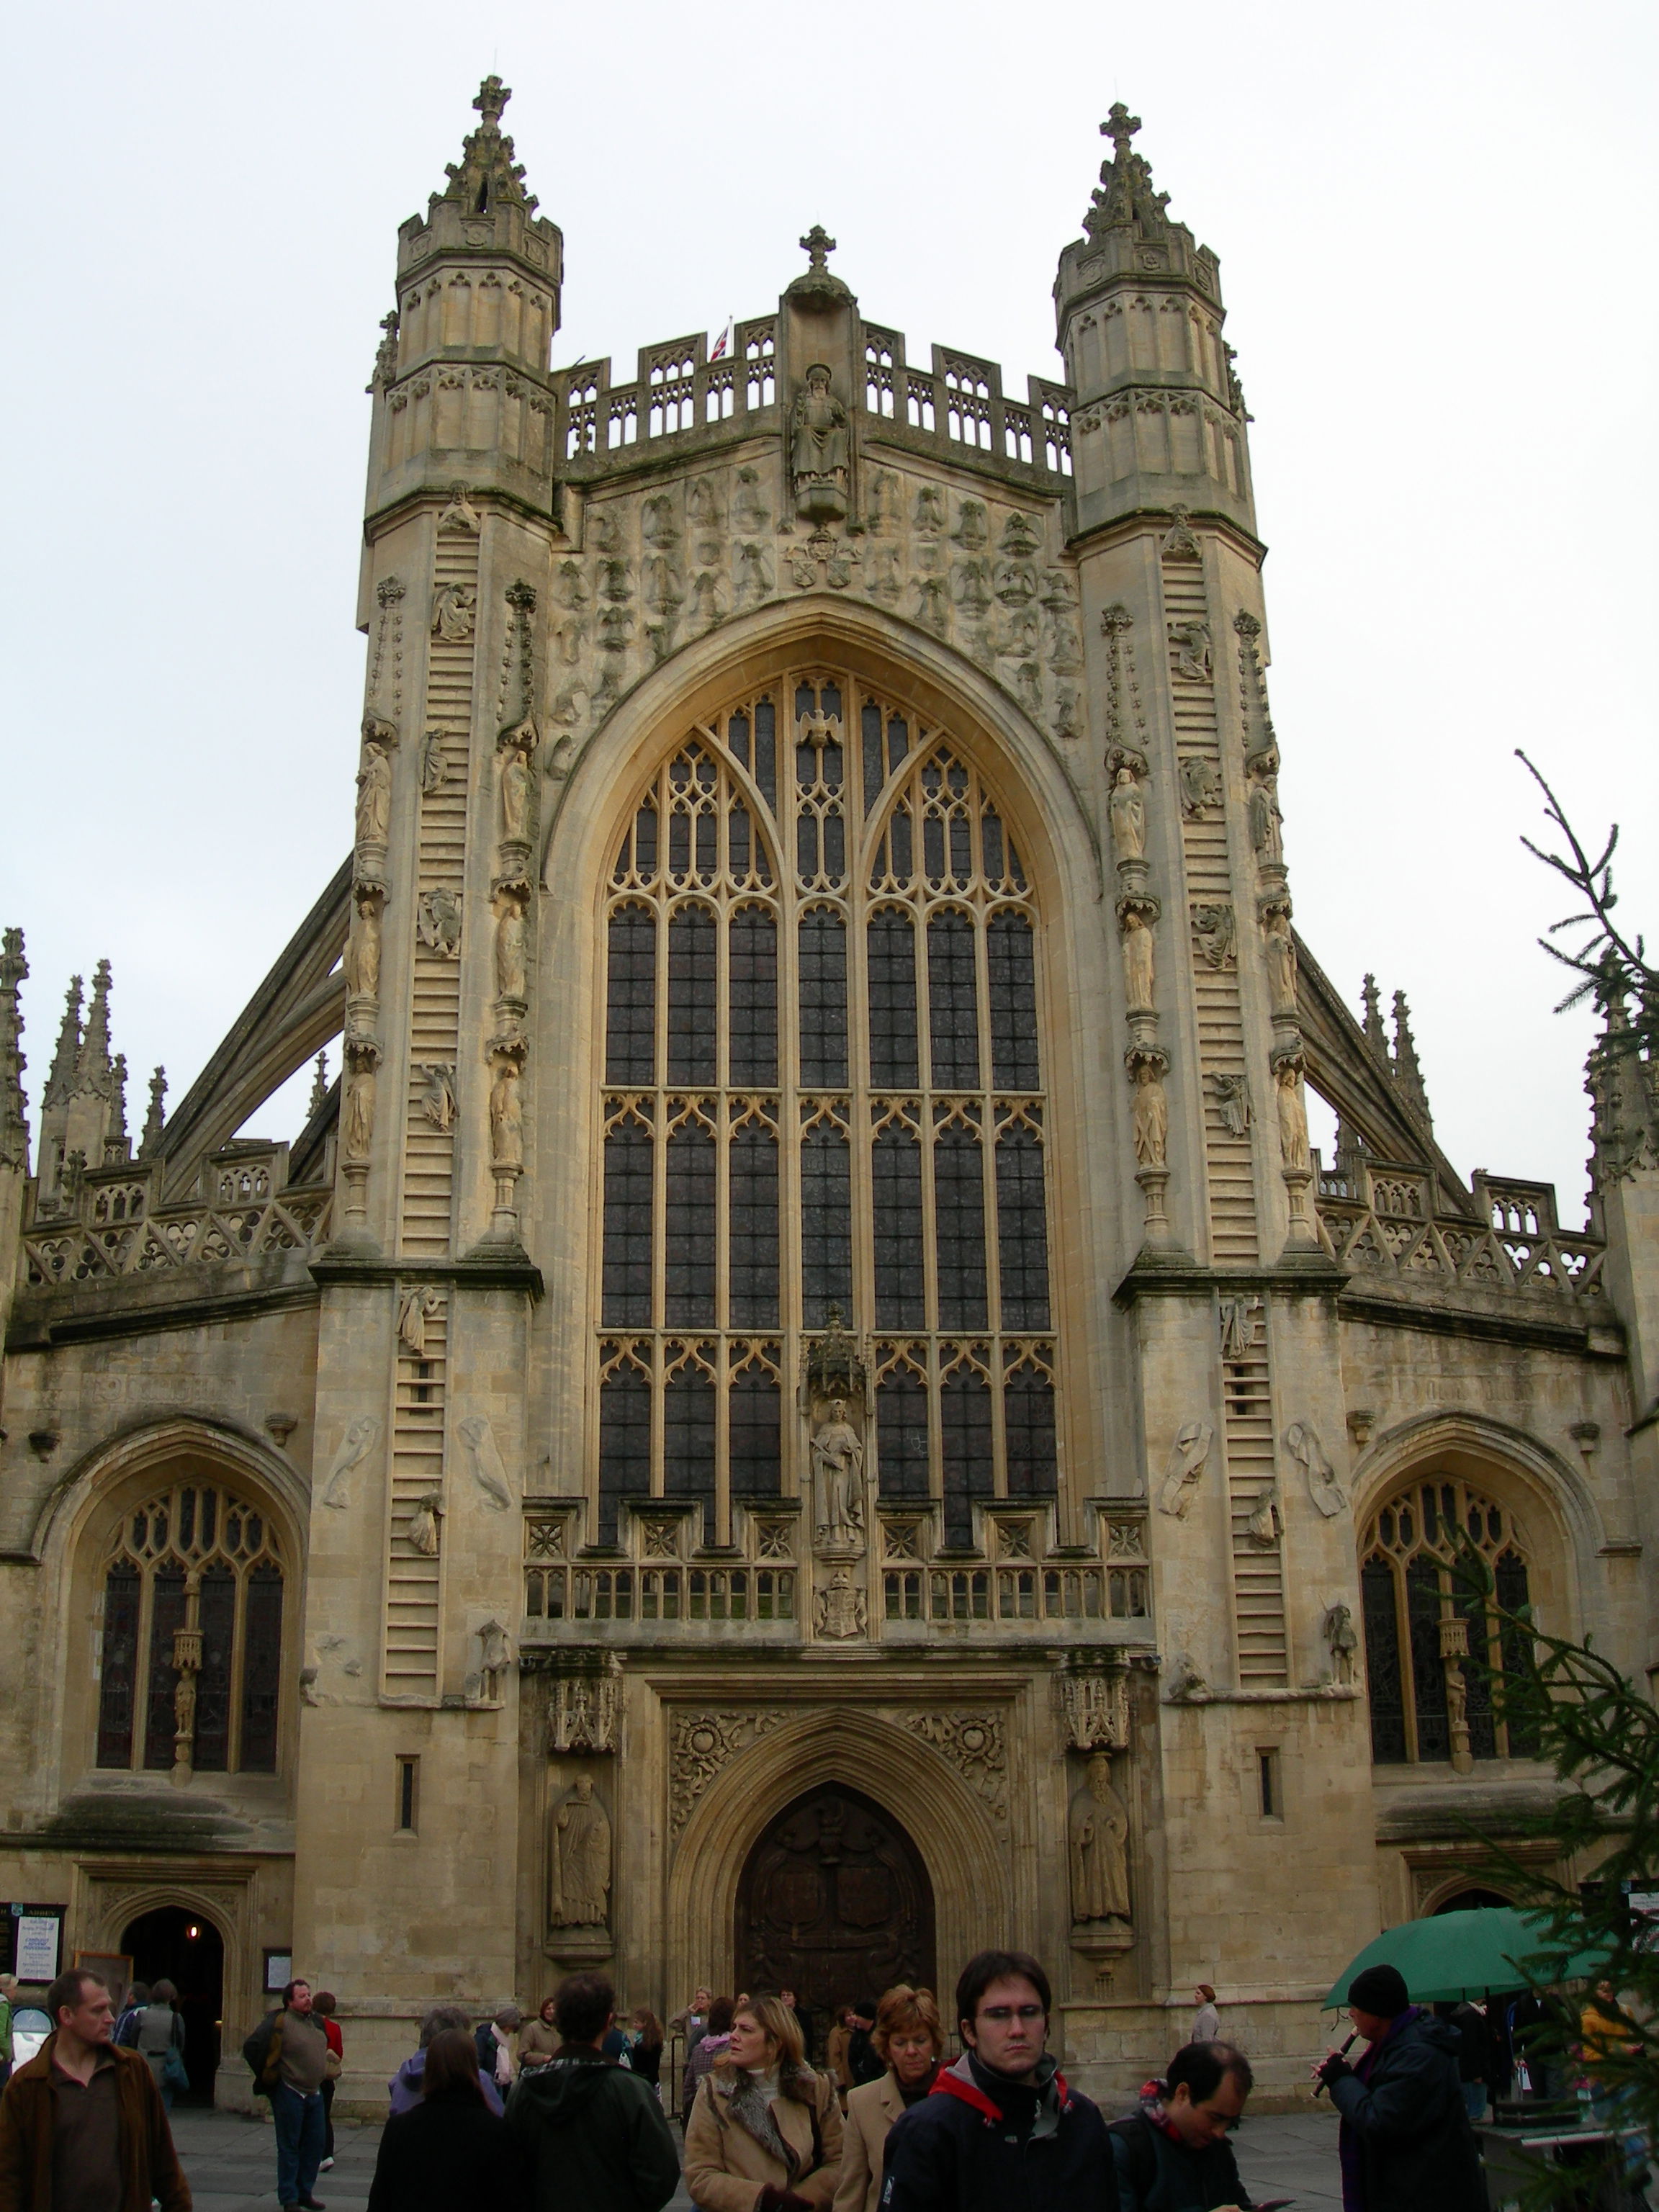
[709,318,732,362]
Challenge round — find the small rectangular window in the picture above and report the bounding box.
[396,1755,419,1835]
[1258,1748,1282,1820]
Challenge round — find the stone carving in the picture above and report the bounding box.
[550,1774,611,1927]
[355,740,392,849]
[788,529,860,591]
[733,466,768,530]
[1058,1665,1131,1753]
[906,1712,1007,1816]
[342,1046,379,1164]
[1192,903,1236,969]
[438,483,482,534]
[814,1569,867,1640]
[1165,1653,1210,1702]
[1161,503,1202,561]
[811,1399,866,1553]
[1120,907,1156,1012]
[1070,1752,1131,1924]
[1130,1055,1168,1168]
[791,364,850,521]
[1262,908,1298,1017]
[1249,755,1284,867]
[418,1063,457,1132]
[1323,1601,1359,1684]
[735,541,773,607]
[1156,1421,1213,1519]
[457,1414,513,1510]
[343,893,382,1000]
[1040,569,1083,673]
[494,891,527,1002]
[1285,1421,1347,1519]
[300,1632,364,1707]
[1178,755,1220,818]
[499,729,536,845]
[1219,1296,1260,1362]
[408,1491,442,1557]
[320,1414,382,1509]
[1274,1058,1310,1172]
[417,887,462,957]
[1246,1481,1282,1546]
[669,1710,787,1838]
[431,583,477,641]
[548,1655,622,1753]
[419,730,449,794]
[1168,620,1213,683]
[1109,768,1146,865]
[397,1282,441,1356]
[475,1619,511,1703]
[1101,604,1150,778]
[1212,1072,1250,1136]
[489,1056,523,1172]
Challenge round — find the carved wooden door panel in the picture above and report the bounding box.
[735,1786,935,2036]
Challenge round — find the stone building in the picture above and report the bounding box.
[1,84,1654,2108]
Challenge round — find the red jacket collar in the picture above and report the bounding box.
[929,2062,1071,2124]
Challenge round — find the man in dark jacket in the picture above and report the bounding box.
[0,1966,191,2212]
[1316,1964,1485,2212]
[880,1949,1120,2212]
[1110,2041,1256,2212]
[506,1970,680,2212]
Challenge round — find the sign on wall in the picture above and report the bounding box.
[7,1906,66,1983]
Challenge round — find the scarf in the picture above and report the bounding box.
[722,2067,802,2179]
[1137,2080,1184,2143]
[492,2023,515,2089]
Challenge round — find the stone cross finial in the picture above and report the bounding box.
[1102,103,1141,158]
[474,75,510,128]
[800,225,837,272]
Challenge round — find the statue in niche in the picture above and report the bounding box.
[1444,1666,1467,1732]
[343,897,382,1000]
[418,887,462,958]
[1262,910,1298,1015]
[1131,1058,1168,1169]
[495,894,527,1001]
[477,1619,511,1702]
[355,742,392,848]
[1169,619,1213,683]
[431,583,477,642]
[438,484,482,534]
[791,365,850,518]
[550,1773,611,1928]
[490,1059,523,1170]
[1249,758,1285,866]
[1109,768,1146,864]
[343,1062,377,1161]
[1323,1601,1359,1684]
[1069,1753,1131,1924]
[1120,909,1156,1012]
[420,730,449,795]
[499,726,536,844]
[1274,1059,1310,1172]
[1179,755,1219,818]
[811,1399,866,1552]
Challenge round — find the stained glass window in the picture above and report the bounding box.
[596,667,1057,1551]
[94,1478,284,1774]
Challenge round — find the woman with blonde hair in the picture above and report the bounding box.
[832,1985,943,2212]
[685,1992,843,2212]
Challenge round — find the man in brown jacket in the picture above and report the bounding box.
[0,1966,190,2212]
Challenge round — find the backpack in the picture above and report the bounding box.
[1108,2115,1162,2210]
[242,2012,279,2096]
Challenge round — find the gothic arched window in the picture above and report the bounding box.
[96,1480,284,1774]
[1359,1475,1537,1765]
[598,669,1056,1549]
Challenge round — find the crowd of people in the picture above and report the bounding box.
[0,1950,1645,2212]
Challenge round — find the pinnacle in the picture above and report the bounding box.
[441,74,539,215]
[1085,99,1172,240]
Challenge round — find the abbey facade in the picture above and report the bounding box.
[1,84,1655,2110]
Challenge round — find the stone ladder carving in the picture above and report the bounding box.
[1218,1296,1286,1685]
[383,1289,449,1700]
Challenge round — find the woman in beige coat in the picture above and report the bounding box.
[832,1985,944,2212]
[685,1993,843,2212]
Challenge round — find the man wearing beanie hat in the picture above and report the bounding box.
[1312,1963,1485,2212]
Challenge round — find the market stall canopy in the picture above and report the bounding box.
[1325,1907,1610,2008]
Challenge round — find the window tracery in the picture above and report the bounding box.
[1359,1475,1537,1766]
[95,1478,284,1774]
[597,667,1057,1548]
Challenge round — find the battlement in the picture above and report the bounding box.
[550,315,1073,494]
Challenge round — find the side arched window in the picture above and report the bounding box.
[96,1481,283,1775]
[1359,1476,1537,1765]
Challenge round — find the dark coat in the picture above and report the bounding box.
[507,2044,682,2212]
[1109,2111,1254,2212]
[366,2087,528,2212]
[1328,2011,1485,2212]
[0,2036,191,2212]
[879,2052,1120,2212]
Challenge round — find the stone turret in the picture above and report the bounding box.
[138,1065,167,1160]
[1056,105,1255,541]
[363,77,564,541]
[1,930,27,1177]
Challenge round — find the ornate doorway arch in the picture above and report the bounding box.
[736,1785,935,2033]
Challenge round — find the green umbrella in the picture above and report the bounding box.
[1325,1907,1609,2008]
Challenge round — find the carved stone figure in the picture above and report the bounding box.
[420,730,448,795]
[489,1059,523,1170]
[1275,1059,1310,1172]
[549,1656,622,1754]
[1156,1420,1212,1519]
[397,1283,440,1356]
[355,742,392,848]
[1262,908,1298,1015]
[1246,1481,1281,1546]
[814,1568,867,1640]
[1131,1058,1168,1168]
[1323,1601,1359,1684]
[457,1413,513,1509]
[811,1399,866,1551]
[1169,620,1213,683]
[438,484,482,534]
[1120,908,1156,1012]
[1178,755,1220,818]
[1219,1297,1259,1362]
[343,1062,377,1161]
[343,897,382,1000]
[321,1413,382,1509]
[495,894,527,1002]
[418,887,462,958]
[550,1773,611,1927]
[408,1492,441,1556]
[1192,903,1236,969]
[418,1064,456,1131]
[735,541,773,606]
[431,582,477,642]
[1069,1753,1131,1923]
[1285,1421,1347,1519]
[1249,763,1285,866]
[1109,768,1146,864]
[477,1619,511,1701]
[1213,1072,1250,1136]
[791,365,850,519]
[500,743,534,845]
[1058,1665,1131,1753]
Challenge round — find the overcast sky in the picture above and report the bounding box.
[2,0,1653,1223]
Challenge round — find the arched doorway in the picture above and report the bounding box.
[1432,1887,1515,1913]
[120,1907,224,2103]
[736,1786,935,2051]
